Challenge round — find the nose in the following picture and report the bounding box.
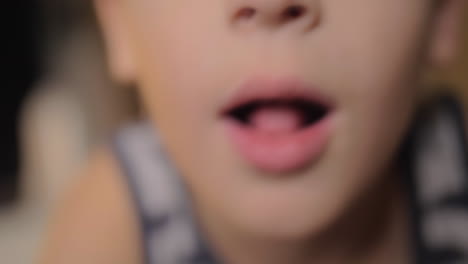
[230,0,321,32]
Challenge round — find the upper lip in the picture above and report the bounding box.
[220,77,334,124]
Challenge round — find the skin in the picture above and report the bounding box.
[39,0,465,263]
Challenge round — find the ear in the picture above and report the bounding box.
[428,0,466,67]
[94,0,136,84]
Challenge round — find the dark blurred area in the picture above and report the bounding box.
[0,1,134,262]
[0,0,135,207]
[1,0,40,204]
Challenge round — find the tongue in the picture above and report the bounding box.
[251,106,303,133]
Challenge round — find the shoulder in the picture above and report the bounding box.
[37,147,143,264]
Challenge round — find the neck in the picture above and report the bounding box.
[197,172,411,264]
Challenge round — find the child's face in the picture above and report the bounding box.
[98,0,461,238]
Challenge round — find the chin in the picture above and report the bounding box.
[221,170,353,241]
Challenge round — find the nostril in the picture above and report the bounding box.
[235,7,257,21]
[282,5,306,21]
[231,3,320,31]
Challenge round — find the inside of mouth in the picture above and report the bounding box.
[226,99,329,130]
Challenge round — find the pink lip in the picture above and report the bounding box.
[221,77,335,174]
[220,78,332,115]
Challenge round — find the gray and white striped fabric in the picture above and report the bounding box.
[406,95,468,264]
[113,122,218,264]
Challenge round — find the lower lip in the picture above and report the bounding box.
[223,115,334,174]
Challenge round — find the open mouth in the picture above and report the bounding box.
[220,78,335,174]
[223,98,330,133]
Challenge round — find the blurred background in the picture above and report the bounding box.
[0,1,467,263]
[1,1,136,263]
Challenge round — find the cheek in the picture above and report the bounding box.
[319,0,431,192]
[133,29,215,140]
[333,1,428,138]
[322,0,430,100]
[131,14,238,181]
